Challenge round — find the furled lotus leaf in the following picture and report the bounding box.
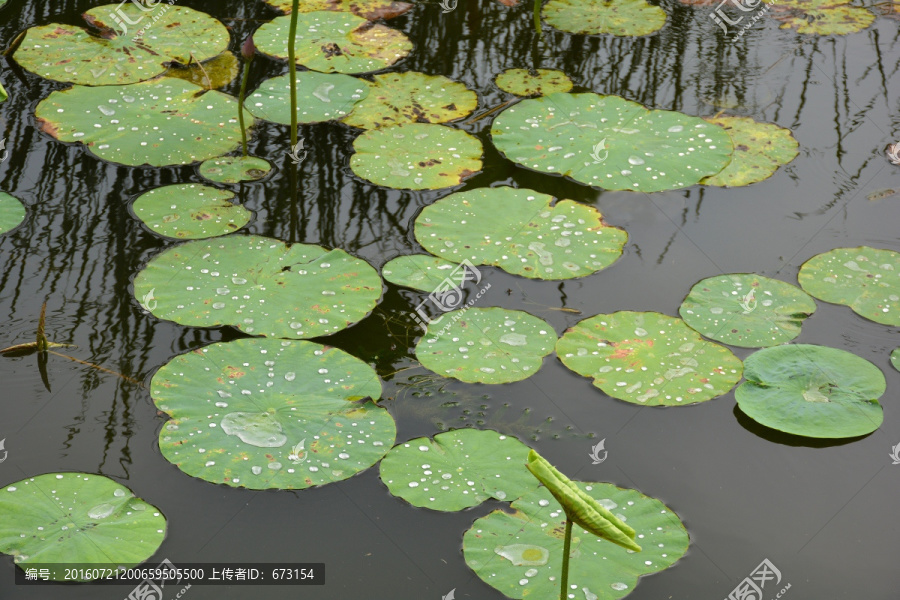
[735,344,886,438]
[491,93,733,192]
[35,78,250,167]
[415,307,556,384]
[165,52,240,90]
[798,246,900,326]
[700,116,799,187]
[414,187,627,280]
[350,123,483,190]
[198,156,272,184]
[772,0,874,35]
[379,429,539,511]
[463,480,689,599]
[0,192,25,235]
[542,0,667,36]
[153,338,394,489]
[679,274,816,347]
[0,473,166,580]
[132,234,382,339]
[557,311,743,405]
[382,255,467,292]
[263,0,413,20]
[494,68,574,97]
[342,71,477,129]
[253,12,412,74]
[245,72,368,124]
[13,5,229,85]
[132,184,251,240]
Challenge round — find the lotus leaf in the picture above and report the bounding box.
[132,234,382,339]
[0,473,166,579]
[557,311,743,405]
[542,0,668,36]
[198,156,272,184]
[0,192,25,235]
[382,255,468,292]
[415,307,556,384]
[491,93,733,192]
[797,246,900,326]
[350,123,483,190]
[379,429,539,511]
[891,347,900,372]
[342,72,477,129]
[245,72,368,124]
[772,0,874,35]
[263,0,413,20]
[153,338,394,490]
[679,274,816,347]
[700,116,799,187]
[35,78,250,167]
[463,481,689,599]
[13,5,229,86]
[253,12,412,74]
[735,344,885,438]
[0,81,6,103]
[495,68,574,97]
[165,52,240,90]
[415,187,627,280]
[132,184,251,240]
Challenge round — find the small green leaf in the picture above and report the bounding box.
[198,156,272,184]
[543,0,667,36]
[700,116,799,187]
[382,255,467,292]
[891,347,900,372]
[0,192,25,235]
[132,184,251,240]
[494,68,574,97]
[246,72,369,125]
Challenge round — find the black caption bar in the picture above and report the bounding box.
[15,563,324,585]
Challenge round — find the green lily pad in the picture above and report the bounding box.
[0,192,26,235]
[35,78,250,167]
[0,473,166,579]
[797,246,900,326]
[133,234,382,339]
[0,81,7,103]
[132,184,251,240]
[263,0,413,19]
[245,72,368,125]
[198,156,272,184]
[342,72,477,129]
[415,307,556,384]
[165,52,240,90]
[153,338,394,490]
[542,0,667,36]
[772,0,874,35]
[382,255,469,292]
[891,347,900,372]
[557,311,743,405]
[379,429,539,511]
[13,5,229,86]
[463,481,689,600]
[491,93,733,192]
[415,187,627,280]
[253,12,412,74]
[700,116,799,187]
[350,123,483,190]
[495,68,574,97]
[679,274,817,348]
[735,344,886,438]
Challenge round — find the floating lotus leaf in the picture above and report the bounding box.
[132,184,251,240]
[463,481,689,600]
[133,234,382,339]
[13,5,229,86]
[0,192,25,235]
[379,429,539,511]
[798,246,900,326]
[772,0,874,35]
[263,0,413,19]
[342,72,477,129]
[735,344,886,438]
[891,347,900,372]
[153,338,394,490]
[557,311,743,405]
[679,274,816,348]
[165,52,240,90]
[0,81,6,103]
[415,187,627,280]
[495,68,574,97]
[415,307,556,384]
[0,473,166,579]
[491,93,733,192]
[246,72,368,125]
[382,255,467,292]
[198,156,272,184]
[700,116,799,187]
[35,78,250,167]
[542,0,667,36]
[350,123,483,190]
[253,12,412,74]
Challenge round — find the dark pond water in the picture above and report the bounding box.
[1,0,899,598]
